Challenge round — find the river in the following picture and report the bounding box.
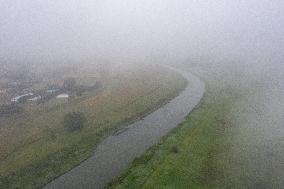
[44,66,205,189]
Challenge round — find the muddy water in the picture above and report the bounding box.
[44,67,205,189]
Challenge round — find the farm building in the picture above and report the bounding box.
[56,94,69,99]
[11,93,34,103]
[46,89,59,93]
[28,95,42,102]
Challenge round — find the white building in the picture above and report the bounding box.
[11,93,34,102]
[56,94,69,99]
[28,95,42,102]
[46,89,59,93]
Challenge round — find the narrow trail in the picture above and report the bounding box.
[44,66,205,189]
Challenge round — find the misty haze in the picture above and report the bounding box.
[0,1,283,189]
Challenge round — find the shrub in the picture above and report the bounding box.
[63,112,86,132]
[63,77,77,92]
[170,145,180,154]
[0,104,23,117]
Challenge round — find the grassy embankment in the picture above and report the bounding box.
[108,66,246,189]
[109,62,284,189]
[0,64,186,189]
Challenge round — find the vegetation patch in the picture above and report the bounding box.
[0,104,23,117]
[63,112,86,132]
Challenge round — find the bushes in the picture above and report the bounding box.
[170,145,180,154]
[63,112,86,132]
[0,104,23,117]
[63,77,77,92]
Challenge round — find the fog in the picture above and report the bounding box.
[1,0,284,69]
[1,1,284,188]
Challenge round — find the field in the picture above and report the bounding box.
[0,64,186,189]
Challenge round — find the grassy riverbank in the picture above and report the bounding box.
[109,62,284,189]
[108,82,236,189]
[107,62,251,189]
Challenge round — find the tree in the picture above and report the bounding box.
[63,77,76,92]
[63,112,86,132]
[0,104,23,117]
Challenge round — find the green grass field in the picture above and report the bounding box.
[109,63,284,189]
[108,84,236,189]
[0,64,186,189]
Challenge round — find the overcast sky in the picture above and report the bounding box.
[1,0,284,66]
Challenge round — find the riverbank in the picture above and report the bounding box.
[44,66,204,189]
[107,79,233,189]
[0,64,186,189]
[108,62,284,189]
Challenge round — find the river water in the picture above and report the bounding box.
[44,67,205,189]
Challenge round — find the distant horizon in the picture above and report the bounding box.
[1,0,284,68]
